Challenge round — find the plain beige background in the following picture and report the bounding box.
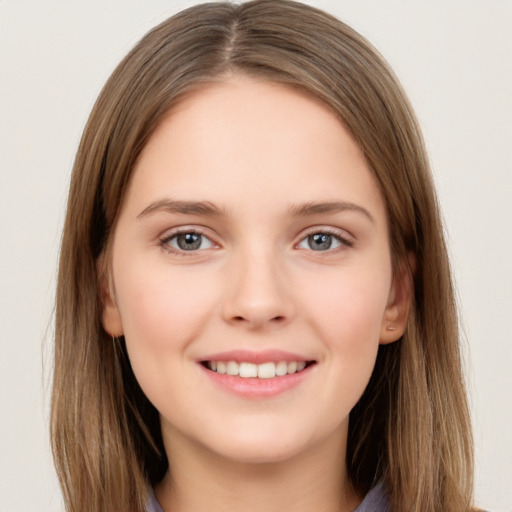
[1,1,511,510]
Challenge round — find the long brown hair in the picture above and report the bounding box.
[51,1,474,511]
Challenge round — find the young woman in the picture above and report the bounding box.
[51,1,475,511]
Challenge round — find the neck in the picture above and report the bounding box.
[154,428,360,512]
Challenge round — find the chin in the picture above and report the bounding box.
[215,444,303,466]
[200,427,318,466]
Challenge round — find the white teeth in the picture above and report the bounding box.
[239,362,258,378]
[287,361,297,374]
[257,362,276,379]
[226,361,239,376]
[275,361,288,376]
[207,360,309,378]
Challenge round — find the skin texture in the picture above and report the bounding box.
[102,77,410,512]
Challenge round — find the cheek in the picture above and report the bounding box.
[301,263,391,388]
[113,260,218,359]
[113,261,222,416]
[307,265,390,338]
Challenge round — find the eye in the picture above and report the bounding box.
[161,230,215,253]
[297,231,351,252]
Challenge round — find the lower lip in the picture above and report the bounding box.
[200,364,314,398]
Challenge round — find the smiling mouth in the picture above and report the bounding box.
[201,360,316,379]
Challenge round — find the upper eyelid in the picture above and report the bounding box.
[160,225,214,239]
[297,225,354,241]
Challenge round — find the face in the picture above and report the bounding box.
[103,77,409,465]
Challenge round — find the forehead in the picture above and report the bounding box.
[121,77,386,224]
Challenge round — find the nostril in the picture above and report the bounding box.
[229,314,287,330]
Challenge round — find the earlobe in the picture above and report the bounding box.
[380,257,414,345]
[97,255,124,337]
[102,298,124,337]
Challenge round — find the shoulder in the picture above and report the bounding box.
[354,482,391,512]
[146,486,164,512]
[354,485,491,512]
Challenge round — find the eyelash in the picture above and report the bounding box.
[298,228,354,253]
[159,227,354,256]
[159,227,214,257]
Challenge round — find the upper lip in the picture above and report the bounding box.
[199,349,314,365]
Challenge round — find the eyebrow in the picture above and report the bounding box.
[137,199,226,219]
[288,201,374,223]
[137,199,374,223]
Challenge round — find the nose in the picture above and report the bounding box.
[221,247,295,331]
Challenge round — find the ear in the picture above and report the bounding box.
[380,254,415,344]
[97,254,124,337]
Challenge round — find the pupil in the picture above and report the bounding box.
[309,233,332,251]
[177,233,201,250]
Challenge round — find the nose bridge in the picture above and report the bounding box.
[222,239,293,329]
